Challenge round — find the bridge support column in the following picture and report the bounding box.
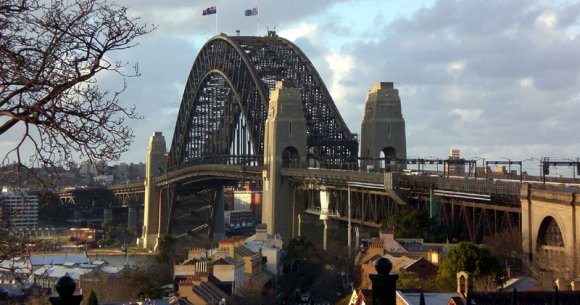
[73,210,82,223]
[320,189,330,251]
[262,81,307,241]
[140,132,167,250]
[355,227,360,252]
[360,82,406,171]
[323,220,328,251]
[211,187,226,243]
[127,207,138,229]
[103,208,113,225]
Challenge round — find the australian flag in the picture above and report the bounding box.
[202,6,217,16]
[244,7,258,16]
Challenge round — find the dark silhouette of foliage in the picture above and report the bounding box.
[435,242,504,291]
[382,208,446,242]
[156,235,176,265]
[86,289,99,305]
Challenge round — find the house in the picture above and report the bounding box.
[32,260,123,293]
[244,223,283,276]
[359,254,438,289]
[173,234,275,302]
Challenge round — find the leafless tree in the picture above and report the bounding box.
[0,228,33,283]
[473,274,500,292]
[532,249,576,285]
[0,0,154,186]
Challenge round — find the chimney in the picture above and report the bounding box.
[456,271,472,297]
[255,223,268,241]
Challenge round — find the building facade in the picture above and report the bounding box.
[0,187,38,228]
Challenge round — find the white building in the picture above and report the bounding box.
[244,224,283,276]
[1,187,39,228]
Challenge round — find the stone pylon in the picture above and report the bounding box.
[360,82,407,171]
[140,132,167,249]
[262,81,307,241]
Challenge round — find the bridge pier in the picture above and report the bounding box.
[320,189,331,251]
[73,210,82,223]
[103,208,113,225]
[140,132,167,250]
[127,207,138,229]
[521,183,579,279]
[360,82,406,170]
[262,81,307,241]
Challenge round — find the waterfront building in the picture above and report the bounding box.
[0,187,39,228]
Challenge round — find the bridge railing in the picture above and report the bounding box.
[398,175,521,197]
[171,155,262,170]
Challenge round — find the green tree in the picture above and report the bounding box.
[382,208,446,242]
[283,237,321,269]
[396,271,422,290]
[434,242,504,291]
[383,209,429,238]
[156,235,176,264]
[396,271,435,291]
[86,289,98,305]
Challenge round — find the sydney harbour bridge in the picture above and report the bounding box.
[56,32,580,275]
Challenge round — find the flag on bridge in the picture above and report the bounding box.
[245,7,258,16]
[202,6,217,16]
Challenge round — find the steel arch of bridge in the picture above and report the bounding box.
[168,33,358,169]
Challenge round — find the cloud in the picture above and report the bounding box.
[6,0,579,168]
[339,0,580,160]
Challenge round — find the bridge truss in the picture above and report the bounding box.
[168,33,358,169]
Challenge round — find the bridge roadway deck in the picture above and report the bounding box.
[57,165,529,209]
[282,168,521,201]
[153,164,262,186]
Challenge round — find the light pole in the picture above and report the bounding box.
[522,157,540,181]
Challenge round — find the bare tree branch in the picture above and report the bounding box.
[0,0,155,186]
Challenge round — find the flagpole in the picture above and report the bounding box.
[215,8,218,36]
[257,6,260,36]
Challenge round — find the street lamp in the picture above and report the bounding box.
[522,157,540,181]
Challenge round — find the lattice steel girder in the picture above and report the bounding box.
[303,187,401,227]
[440,198,520,243]
[168,34,358,169]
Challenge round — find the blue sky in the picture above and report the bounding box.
[4,0,580,176]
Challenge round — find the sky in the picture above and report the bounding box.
[5,0,580,176]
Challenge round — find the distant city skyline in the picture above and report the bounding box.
[2,0,579,175]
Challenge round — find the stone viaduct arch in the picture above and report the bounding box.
[521,184,579,278]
